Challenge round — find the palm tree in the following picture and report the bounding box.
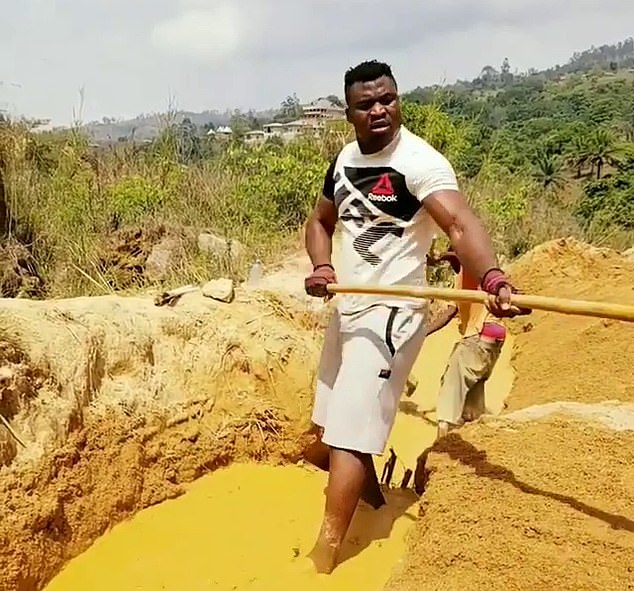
[566,133,589,178]
[587,127,620,179]
[532,149,566,190]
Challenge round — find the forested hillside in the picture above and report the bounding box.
[402,38,634,252]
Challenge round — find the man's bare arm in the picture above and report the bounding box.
[426,305,458,337]
[422,190,498,284]
[305,196,338,268]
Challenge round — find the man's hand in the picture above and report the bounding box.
[305,264,337,299]
[481,268,531,318]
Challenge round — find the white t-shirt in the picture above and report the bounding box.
[323,125,459,314]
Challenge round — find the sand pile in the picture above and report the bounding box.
[505,237,634,409]
[385,238,634,591]
[0,287,322,591]
[386,415,634,591]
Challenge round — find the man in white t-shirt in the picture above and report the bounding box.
[302,59,525,574]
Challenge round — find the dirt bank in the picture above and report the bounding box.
[2,236,633,591]
[385,238,634,591]
[385,414,634,591]
[0,288,322,591]
[506,237,634,409]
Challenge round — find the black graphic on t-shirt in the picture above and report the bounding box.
[322,156,339,200]
[353,223,404,265]
[340,198,377,229]
[338,166,419,265]
[344,166,421,222]
[334,184,351,209]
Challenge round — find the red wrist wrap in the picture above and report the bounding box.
[481,268,508,294]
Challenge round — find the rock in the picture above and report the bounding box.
[202,278,235,303]
[145,237,182,282]
[197,233,244,260]
[622,246,634,261]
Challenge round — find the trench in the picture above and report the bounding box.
[42,323,515,591]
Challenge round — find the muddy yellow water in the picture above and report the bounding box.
[44,323,515,591]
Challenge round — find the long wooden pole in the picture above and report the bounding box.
[326,284,634,323]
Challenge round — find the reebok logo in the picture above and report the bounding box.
[369,193,398,202]
[368,173,397,202]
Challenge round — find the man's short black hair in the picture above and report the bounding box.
[344,60,397,103]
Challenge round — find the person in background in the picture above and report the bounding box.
[425,249,529,440]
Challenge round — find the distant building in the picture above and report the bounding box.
[244,130,266,143]
[261,119,319,141]
[213,125,232,137]
[301,97,345,121]
[262,122,285,135]
[217,98,346,143]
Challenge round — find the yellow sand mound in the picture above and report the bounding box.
[506,237,634,409]
[385,417,634,591]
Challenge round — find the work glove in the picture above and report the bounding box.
[304,264,336,299]
[481,268,531,318]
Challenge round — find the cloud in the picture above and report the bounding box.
[151,3,243,62]
[2,0,634,124]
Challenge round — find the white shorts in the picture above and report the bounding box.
[311,304,427,456]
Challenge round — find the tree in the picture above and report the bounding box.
[245,109,261,130]
[501,58,513,85]
[174,117,201,163]
[275,94,303,123]
[480,65,499,87]
[566,133,590,178]
[326,94,345,108]
[587,127,620,179]
[532,149,565,190]
[577,150,634,229]
[229,110,250,140]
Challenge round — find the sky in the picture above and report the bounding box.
[2,0,634,126]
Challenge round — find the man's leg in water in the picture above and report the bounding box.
[304,426,385,508]
[307,307,386,510]
[308,446,369,573]
[308,306,426,573]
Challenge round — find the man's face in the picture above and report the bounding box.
[345,75,401,146]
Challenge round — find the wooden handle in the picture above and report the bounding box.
[326,284,634,323]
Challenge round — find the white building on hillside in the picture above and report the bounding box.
[301,97,345,121]
[211,98,346,143]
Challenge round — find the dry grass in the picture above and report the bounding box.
[1,115,631,299]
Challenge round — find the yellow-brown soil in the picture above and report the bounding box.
[1,236,633,591]
[385,418,634,591]
[506,237,634,409]
[0,288,322,591]
[384,237,634,591]
[39,309,514,591]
